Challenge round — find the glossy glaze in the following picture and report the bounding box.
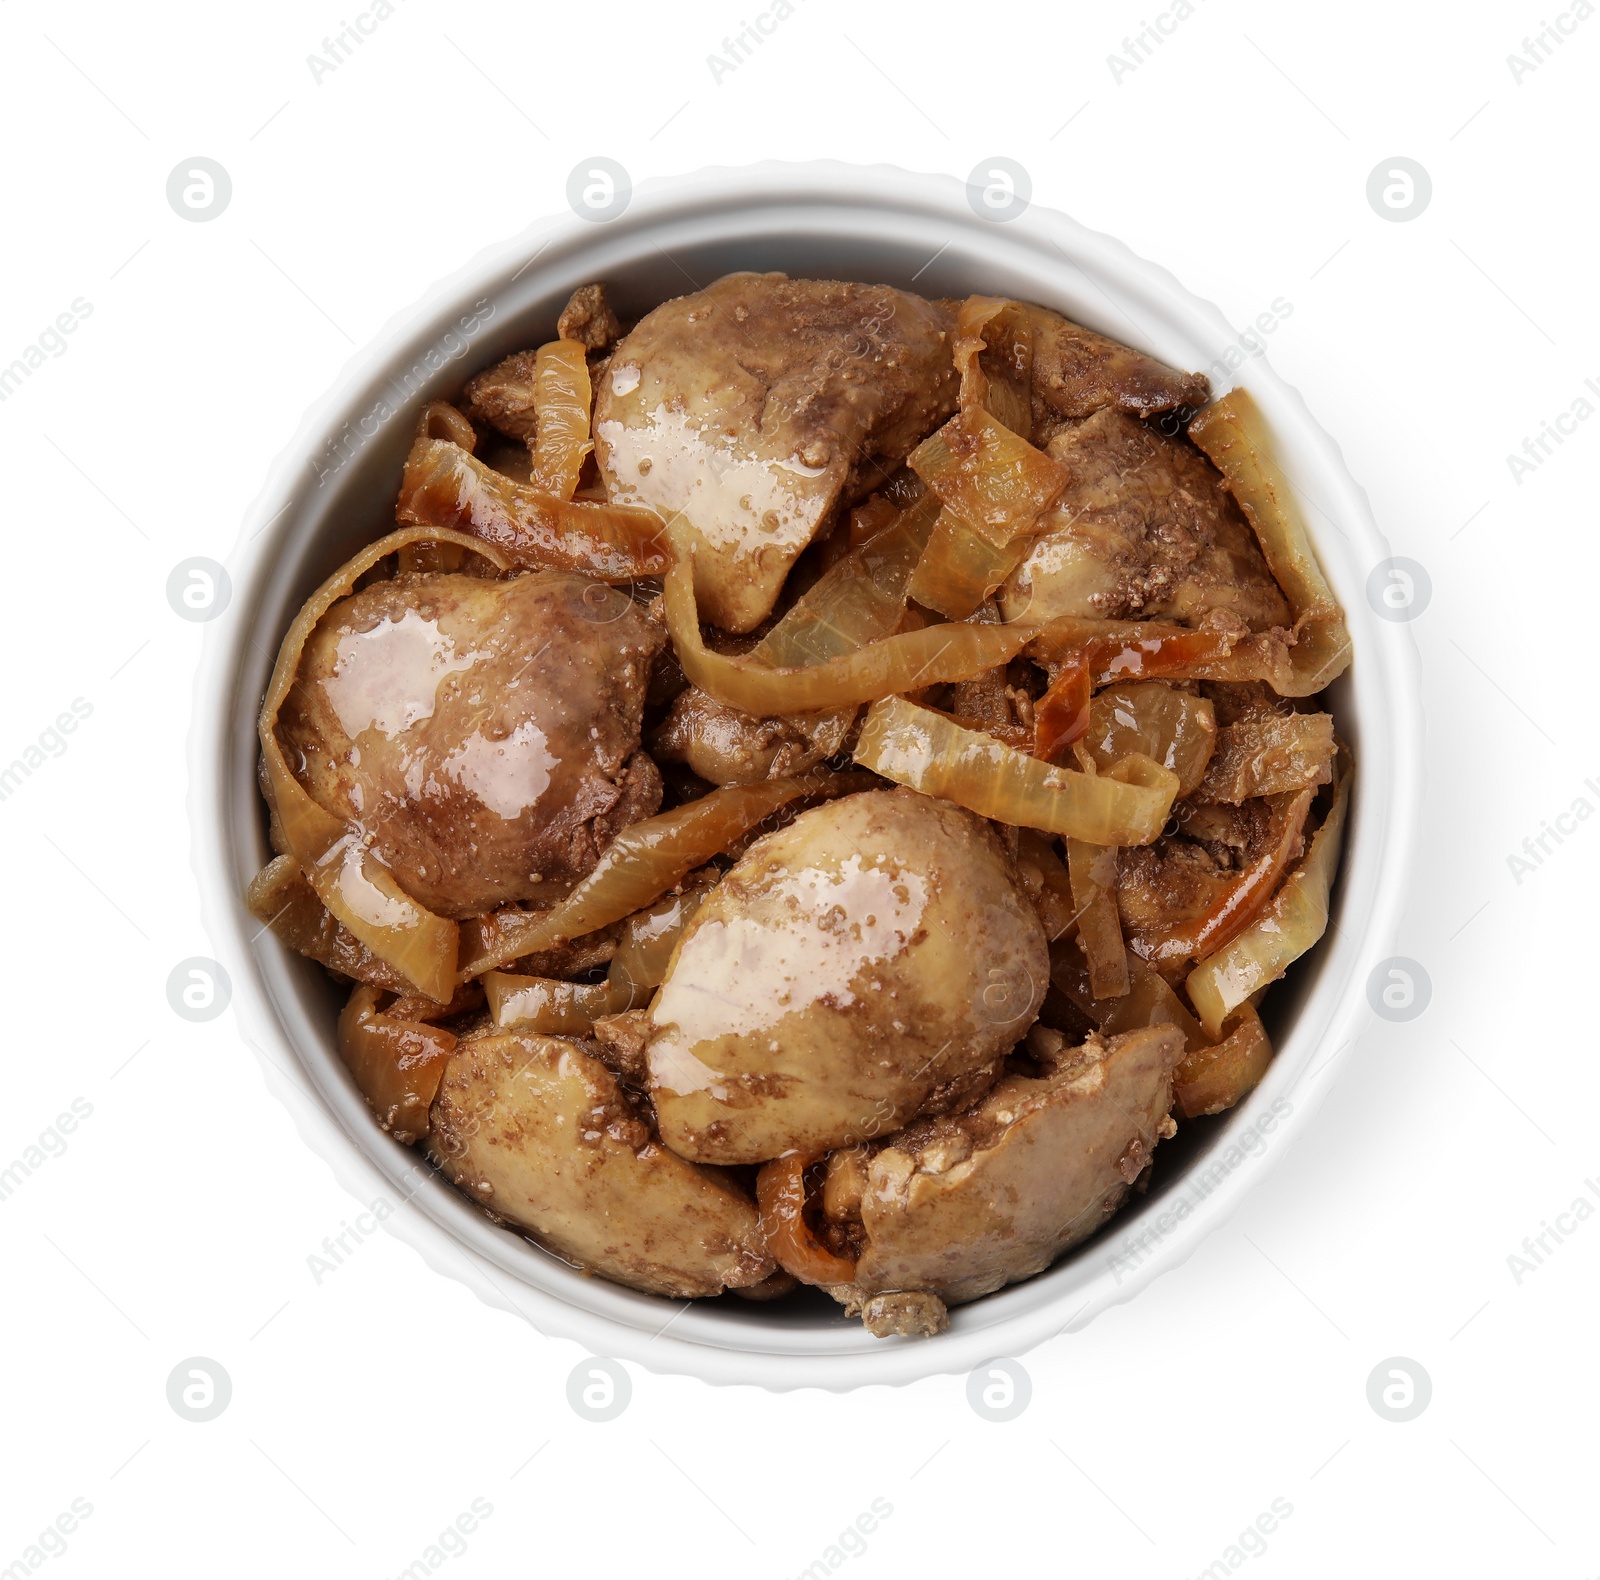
[647,789,1047,1164]
[592,273,959,632]
[279,570,664,917]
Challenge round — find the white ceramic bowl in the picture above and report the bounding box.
[192,161,1421,1390]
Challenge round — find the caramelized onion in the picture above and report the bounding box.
[605,882,716,1007]
[1199,708,1335,803]
[337,983,457,1144]
[1187,760,1351,1037]
[245,855,409,992]
[417,400,477,449]
[1173,1005,1273,1118]
[317,839,467,1005]
[1083,683,1217,799]
[528,339,593,500]
[749,489,940,668]
[1014,829,1079,942]
[664,541,1036,714]
[847,492,902,548]
[260,524,510,1003]
[1066,838,1129,998]
[854,695,1177,843]
[1052,937,1274,1117]
[1188,390,1353,696]
[1041,661,1221,779]
[1051,936,1206,1049]
[1029,619,1278,688]
[397,436,669,580]
[1140,786,1317,973]
[904,405,1067,619]
[482,971,622,1034]
[1033,653,1092,759]
[756,1154,858,1287]
[457,772,875,977]
[909,406,1064,549]
[905,506,1034,621]
[952,295,1034,436]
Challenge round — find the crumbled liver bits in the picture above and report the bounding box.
[557,282,624,352]
[859,1291,949,1338]
[463,351,541,442]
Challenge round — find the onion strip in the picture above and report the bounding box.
[417,400,477,449]
[397,436,669,580]
[749,490,940,668]
[1037,645,1225,791]
[1083,683,1217,800]
[245,854,410,993]
[1033,654,1092,759]
[756,1154,858,1287]
[664,540,1037,714]
[482,971,622,1034]
[1173,1005,1273,1119]
[605,883,716,1007]
[1066,838,1129,998]
[1052,939,1275,1118]
[952,295,1034,436]
[457,772,875,977]
[1187,761,1351,1037]
[854,695,1177,843]
[260,525,509,1003]
[1051,937,1206,1049]
[908,408,1066,549]
[1198,710,1335,803]
[528,339,593,500]
[905,506,1034,621]
[1188,389,1352,696]
[337,984,457,1144]
[903,315,1065,618]
[1029,618,1283,687]
[847,493,901,548]
[1140,786,1316,972]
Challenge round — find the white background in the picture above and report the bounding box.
[1,0,1595,1575]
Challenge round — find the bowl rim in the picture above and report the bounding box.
[190,159,1423,1391]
